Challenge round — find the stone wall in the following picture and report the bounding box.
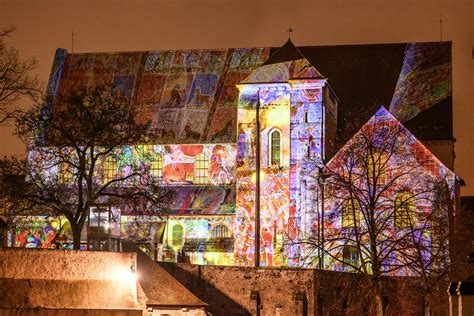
[0,248,142,312]
[160,263,448,316]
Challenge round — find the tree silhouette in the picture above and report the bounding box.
[302,108,456,315]
[4,84,170,250]
[0,26,40,121]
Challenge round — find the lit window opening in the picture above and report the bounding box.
[149,154,163,179]
[342,199,361,229]
[270,130,281,167]
[343,245,359,268]
[103,156,118,183]
[211,224,230,239]
[172,224,184,246]
[394,192,414,228]
[194,153,209,184]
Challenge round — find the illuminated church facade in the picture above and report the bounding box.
[18,40,458,268]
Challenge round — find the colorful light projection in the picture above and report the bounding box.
[48,48,271,145]
[322,107,456,275]
[162,216,235,265]
[113,144,236,186]
[33,143,237,187]
[235,83,291,267]
[14,216,72,249]
[235,59,329,267]
[287,80,326,266]
[390,42,452,122]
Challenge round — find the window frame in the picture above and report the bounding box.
[211,224,230,239]
[193,152,209,184]
[342,199,361,229]
[394,191,415,228]
[269,129,281,167]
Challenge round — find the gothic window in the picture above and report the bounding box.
[270,130,281,167]
[342,199,360,229]
[368,151,387,185]
[103,156,117,183]
[149,154,163,179]
[194,153,209,184]
[394,192,414,228]
[211,224,230,239]
[172,224,184,246]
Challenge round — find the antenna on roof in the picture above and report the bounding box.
[439,13,443,42]
[71,28,74,53]
[288,27,293,40]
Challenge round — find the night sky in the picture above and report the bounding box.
[0,0,472,195]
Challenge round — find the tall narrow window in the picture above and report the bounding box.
[270,130,281,167]
[171,224,184,246]
[211,224,230,239]
[194,153,209,184]
[394,192,414,228]
[60,162,73,184]
[368,151,387,185]
[103,156,117,183]
[343,245,359,268]
[149,154,163,179]
[304,111,309,123]
[342,199,360,229]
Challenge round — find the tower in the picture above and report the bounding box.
[234,40,338,267]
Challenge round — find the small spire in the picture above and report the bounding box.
[288,27,293,40]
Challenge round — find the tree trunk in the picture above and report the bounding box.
[71,223,82,250]
[374,292,384,316]
[423,295,431,316]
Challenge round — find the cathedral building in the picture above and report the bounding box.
[18,40,458,269]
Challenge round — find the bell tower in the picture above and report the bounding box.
[234,40,338,267]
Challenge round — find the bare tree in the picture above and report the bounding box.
[302,109,456,315]
[4,84,170,250]
[0,26,40,121]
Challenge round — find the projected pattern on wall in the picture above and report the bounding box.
[49,48,270,144]
[235,58,329,267]
[22,41,455,269]
[322,108,456,275]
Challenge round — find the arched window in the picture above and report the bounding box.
[394,192,414,228]
[149,154,163,179]
[194,153,209,184]
[60,162,73,184]
[342,199,360,229]
[171,224,184,246]
[211,224,230,239]
[270,130,281,167]
[368,151,387,185]
[103,156,117,183]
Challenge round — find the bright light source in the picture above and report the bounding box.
[112,267,138,282]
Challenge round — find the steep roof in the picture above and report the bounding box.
[293,42,453,143]
[242,40,325,84]
[45,42,453,148]
[121,241,207,308]
[326,106,455,179]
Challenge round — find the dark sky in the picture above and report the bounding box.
[0,0,472,195]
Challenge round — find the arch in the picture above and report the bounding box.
[211,224,230,239]
[171,224,184,246]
